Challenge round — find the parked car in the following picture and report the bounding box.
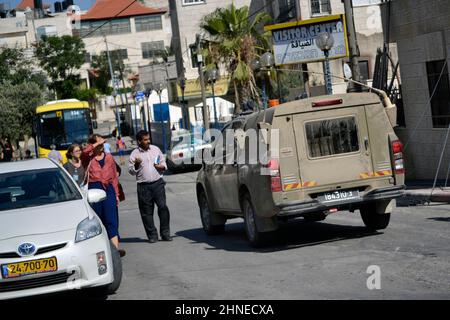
[196,92,405,246]
[0,159,122,299]
[167,133,211,172]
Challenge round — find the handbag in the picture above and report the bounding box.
[118,182,125,202]
[79,160,92,194]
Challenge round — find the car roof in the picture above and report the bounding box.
[0,158,59,174]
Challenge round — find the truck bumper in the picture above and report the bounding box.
[276,185,405,219]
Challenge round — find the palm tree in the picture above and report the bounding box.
[200,4,271,114]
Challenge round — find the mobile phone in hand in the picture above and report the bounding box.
[154,155,160,165]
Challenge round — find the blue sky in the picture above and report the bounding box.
[5,0,94,11]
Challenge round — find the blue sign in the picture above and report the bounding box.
[153,103,170,122]
[135,91,145,102]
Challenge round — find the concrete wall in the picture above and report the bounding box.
[389,0,450,180]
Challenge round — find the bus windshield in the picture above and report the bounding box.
[38,109,91,150]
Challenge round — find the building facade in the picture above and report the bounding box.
[387,0,450,180]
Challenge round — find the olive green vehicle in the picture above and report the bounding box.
[196,92,405,246]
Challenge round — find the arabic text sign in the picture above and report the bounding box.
[266,15,349,66]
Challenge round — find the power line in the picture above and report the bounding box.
[81,0,138,39]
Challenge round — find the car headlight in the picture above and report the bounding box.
[75,217,102,243]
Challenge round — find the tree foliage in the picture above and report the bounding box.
[90,51,128,95]
[0,82,44,143]
[0,47,47,88]
[200,4,271,113]
[34,35,85,99]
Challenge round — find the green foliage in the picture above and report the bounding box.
[90,51,127,95]
[0,47,47,88]
[0,82,44,142]
[74,88,98,102]
[34,35,85,99]
[200,4,272,113]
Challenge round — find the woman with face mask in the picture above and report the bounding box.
[83,134,125,257]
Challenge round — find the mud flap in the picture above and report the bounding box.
[375,199,395,214]
[255,215,278,233]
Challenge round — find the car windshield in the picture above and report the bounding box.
[0,168,82,211]
[38,109,91,150]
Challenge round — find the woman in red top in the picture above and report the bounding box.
[83,134,125,257]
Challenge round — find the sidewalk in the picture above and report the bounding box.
[401,180,450,205]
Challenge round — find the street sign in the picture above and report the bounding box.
[135,91,145,102]
[264,14,349,66]
[153,103,170,122]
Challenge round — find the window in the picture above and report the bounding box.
[108,49,128,60]
[76,18,131,37]
[83,50,91,63]
[426,60,450,128]
[305,117,359,158]
[278,0,296,22]
[0,169,82,211]
[183,0,205,5]
[311,0,331,15]
[359,60,369,81]
[135,15,163,32]
[141,41,165,59]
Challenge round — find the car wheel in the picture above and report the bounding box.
[303,212,326,222]
[198,189,225,235]
[242,194,274,247]
[106,242,123,294]
[360,205,391,230]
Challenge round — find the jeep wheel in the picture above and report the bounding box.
[198,189,225,235]
[242,194,274,247]
[360,205,391,230]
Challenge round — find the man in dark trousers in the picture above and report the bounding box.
[128,130,172,243]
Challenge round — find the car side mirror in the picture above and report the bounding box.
[87,189,107,204]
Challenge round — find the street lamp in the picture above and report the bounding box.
[154,82,167,153]
[251,52,275,109]
[316,32,335,95]
[206,68,219,128]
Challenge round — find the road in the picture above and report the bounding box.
[108,166,450,300]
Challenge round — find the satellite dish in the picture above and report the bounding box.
[343,63,353,81]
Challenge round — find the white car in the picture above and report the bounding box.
[0,159,122,300]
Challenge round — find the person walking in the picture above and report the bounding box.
[2,139,14,162]
[63,144,85,187]
[128,130,172,243]
[48,144,63,164]
[83,135,126,257]
[116,136,126,166]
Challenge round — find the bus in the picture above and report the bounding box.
[34,99,93,163]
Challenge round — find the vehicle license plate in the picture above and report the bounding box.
[1,257,58,279]
[319,190,360,203]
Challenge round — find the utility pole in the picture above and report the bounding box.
[196,34,210,130]
[104,35,121,136]
[343,0,362,92]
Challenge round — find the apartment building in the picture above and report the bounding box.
[385,0,450,180]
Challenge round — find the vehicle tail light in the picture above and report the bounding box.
[265,159,282,192]
[312,99,343,107]
[391,140,405,174]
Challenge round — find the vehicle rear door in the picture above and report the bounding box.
[292,106,374,188]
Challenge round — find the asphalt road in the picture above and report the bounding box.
[105,166,450,300]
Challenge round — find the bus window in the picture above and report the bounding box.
[64,109,90,145]
[38,109,91,150]
[39,112,65,150]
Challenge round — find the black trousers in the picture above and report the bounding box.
[137,179,170,239]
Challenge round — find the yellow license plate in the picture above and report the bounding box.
[1,257,58,279]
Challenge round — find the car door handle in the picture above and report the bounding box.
[364,137,370,154]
